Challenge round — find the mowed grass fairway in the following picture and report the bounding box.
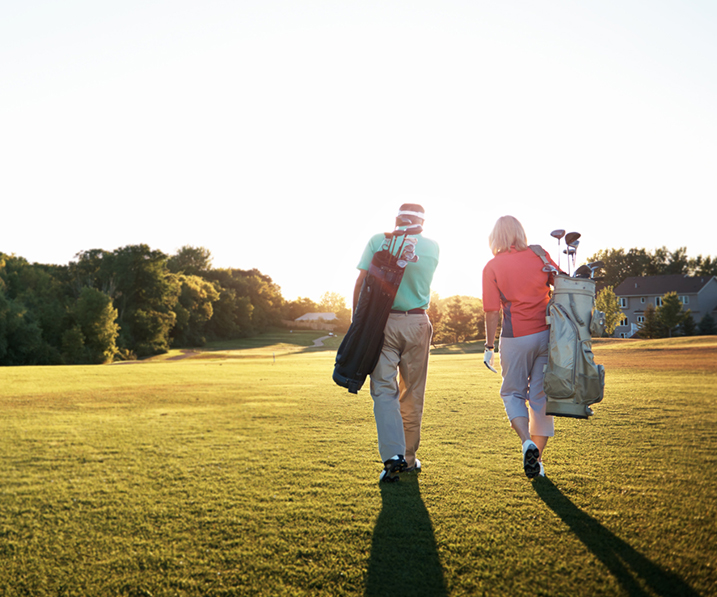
[1,332,716,597]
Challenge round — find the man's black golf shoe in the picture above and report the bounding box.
[379,455,407,483]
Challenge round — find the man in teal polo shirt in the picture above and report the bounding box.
[353,204,440,483]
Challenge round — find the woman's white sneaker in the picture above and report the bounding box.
[405,458,421,473]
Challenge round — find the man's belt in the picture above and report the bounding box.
[389,309,426,315]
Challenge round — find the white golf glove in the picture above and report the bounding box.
[484,347,497,373]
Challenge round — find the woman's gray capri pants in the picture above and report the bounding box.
[499,329,554,437]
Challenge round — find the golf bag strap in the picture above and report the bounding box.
[530,245,556,327]
[533,244,587,325]
[529,245,550,266]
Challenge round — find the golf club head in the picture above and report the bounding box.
[573,265,591,278]
[565,232,581,246]
[404,224,423,235]
[564,247,576,256]
[551,229,566,240]
[589,260,605,270]
[401,243,418,262]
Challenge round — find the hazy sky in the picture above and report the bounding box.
[2,1,716,303]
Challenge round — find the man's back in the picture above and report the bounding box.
[358,232,439,311]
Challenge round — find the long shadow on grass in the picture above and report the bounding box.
[365,474,447,597]
[533,478,699,597]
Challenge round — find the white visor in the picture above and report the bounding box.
[397,210,425,218]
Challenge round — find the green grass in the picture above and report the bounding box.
[1,332,715,596]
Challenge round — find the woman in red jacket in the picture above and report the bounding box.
[482,215,560,479]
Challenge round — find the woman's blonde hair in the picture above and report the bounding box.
[489,215,528,255]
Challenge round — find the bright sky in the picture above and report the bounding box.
[2,1,716,304]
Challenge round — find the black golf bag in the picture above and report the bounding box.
[333,230,417,394]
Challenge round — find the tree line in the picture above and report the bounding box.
[586,246,717,289]
[0,245,335,366]
[2,245,715,365]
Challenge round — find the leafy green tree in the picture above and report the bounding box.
[470,299,486,341]
[69,246,176,356]
[699,312,717,335]
[427,292,442,324]
[333,310,352,334]
[206,289,254,339]
[638,304,661,339]
[61,325,87,364]
[131,309,177,356]
[662,247,690,275]
[657,292,688,338]
[427,292,444,343]
[206,268,283,333]
[0,254,67,364]
[587,248,652,289]
[106,245,180,356]
[442,297,473,343]
[317,291,351,332]
[0,291,45,365]
[319,291,347,314]
[586,246,716,288]
[242,270,283,330]
[171,275,220,347]
[595,286,625,336]
[680,313,697,337]
[284,297,320,321]
[690,255,717,277]
[167,246,213,276]
[72,287,120,363]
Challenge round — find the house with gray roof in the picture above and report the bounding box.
[613,275,717,337]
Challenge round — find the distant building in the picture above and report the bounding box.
[295,313,338,322]
[613,275,717,338]
[286,312,338,331]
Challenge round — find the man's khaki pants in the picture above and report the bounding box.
[370,312,433,467]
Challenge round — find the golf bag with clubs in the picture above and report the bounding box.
[530,245,606,419]
[333,228,419,394]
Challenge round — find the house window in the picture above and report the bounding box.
[680,296,689,305]
[637,316,645,324]
[620,332,627,338]
[641,297,646,304]
[620,298,628,308]
[620,317,628,327]
[656,297,663,307]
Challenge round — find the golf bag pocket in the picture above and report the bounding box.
[577,344,604,405]
[590,310,606,338]
[544,303,579,399]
